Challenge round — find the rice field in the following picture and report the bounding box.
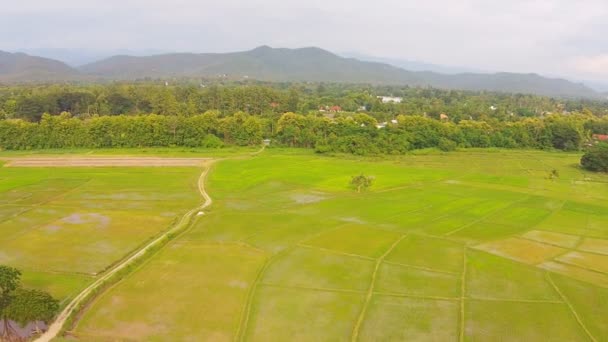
[3,149,608,340]
[0,163,201,308]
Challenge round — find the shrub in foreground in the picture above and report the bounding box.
[581,144,608,172]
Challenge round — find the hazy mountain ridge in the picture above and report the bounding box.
[0,46,601,99]
[0,51,80,82]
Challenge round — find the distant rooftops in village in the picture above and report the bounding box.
[378,96,403,104]
[592,134,608,142]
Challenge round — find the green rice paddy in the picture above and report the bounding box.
[2,149,608,341]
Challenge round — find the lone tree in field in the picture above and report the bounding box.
[0,265,58,340]
[351,174,374,193]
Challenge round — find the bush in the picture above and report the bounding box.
[438,138,457,152]
[314,140,331,154]
[201,134,224,148]
[581,145,608,172]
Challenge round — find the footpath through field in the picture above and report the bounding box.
[33,161,213,342]
[32,146,266,342]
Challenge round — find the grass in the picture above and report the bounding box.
[4,148,608,340]
[465,300,588,341]
[74,242,265,341]
[359,295,459,341]
[0,164,201,306]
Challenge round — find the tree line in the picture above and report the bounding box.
[1,82,608,123]
[1,110,605,154]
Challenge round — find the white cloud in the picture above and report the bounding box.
[571,55,608,76]
[1,0,608,81]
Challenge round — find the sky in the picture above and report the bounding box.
[1,0,608,83]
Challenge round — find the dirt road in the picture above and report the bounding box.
[33,161,214,342]
[3,157,209,167]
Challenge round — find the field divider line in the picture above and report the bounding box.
[444,196,531,237]
[15,267,96,278]
[34,161,214,342]
[297,244,376,261]
[179,240,269,254]
[373,291,459,301]
[459,247,467,342]
[408,231,466,245]
[259,283,366,295]
[546,273,597,342]
[548,259,608,276]
[517,236,581,252]
[466,297,563,304]
[235,258,271,342]
[235,213,343,342]
[235,207,372,342]
[382,260,459,275]
[0,181,93,228]
[351,234,407,342]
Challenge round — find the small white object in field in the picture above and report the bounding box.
[197,211,205,216]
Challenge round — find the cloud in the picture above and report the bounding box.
[1,0,608,81]
[571,55,608,77]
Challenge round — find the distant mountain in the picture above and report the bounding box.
[0,47,602,99]
[582,80,608,93]
[0,51,80,82]
[81,46,427,84]
[17,48,170,67]
[82,46,599,98]
[339,51,487,74]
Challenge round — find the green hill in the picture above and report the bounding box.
[81,46,599,98]
[0,51,80,82]
[0,47,600,99]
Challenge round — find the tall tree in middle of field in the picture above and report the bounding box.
[350,174,374,193]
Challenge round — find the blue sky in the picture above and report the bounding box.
[1,0,607,82]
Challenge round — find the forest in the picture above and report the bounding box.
[1,82,608,154]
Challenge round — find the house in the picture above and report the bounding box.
[440,113,449,121]
[319,105,342,113]
[376,122,388,129]
[490,105,497,111]
[378,96,403,104]
[592,134,608,142]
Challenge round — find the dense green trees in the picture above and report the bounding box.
[0,112,265,149]
[0,110,599,154]
[1,82,607,122]
[0,266,58,340]
[0,82,607,154]
[581,144,608,172]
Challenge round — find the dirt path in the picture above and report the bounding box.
[3,157,210,167]
[34,161,214,342]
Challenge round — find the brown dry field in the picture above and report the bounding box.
[2,157,210,167]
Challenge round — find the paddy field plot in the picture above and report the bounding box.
[0,162,202,306]
[5,149,608,341]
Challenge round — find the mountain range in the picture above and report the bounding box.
[0,46,603,99]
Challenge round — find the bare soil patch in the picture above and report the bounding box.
[474,237,566,265]
[3,157,210,167]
